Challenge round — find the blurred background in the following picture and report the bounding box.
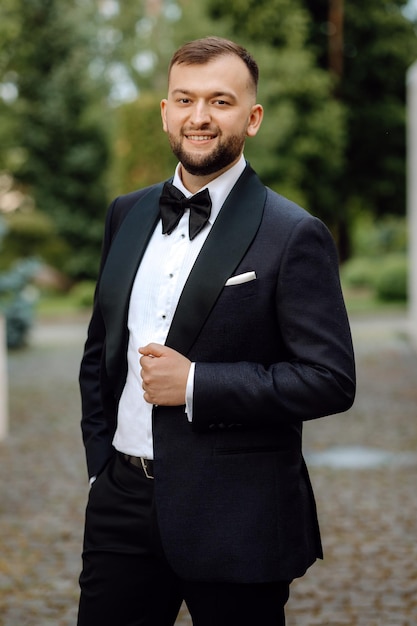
[0,0,416,345]
[1,3,417,625]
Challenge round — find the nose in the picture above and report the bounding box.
[189,100,211,126]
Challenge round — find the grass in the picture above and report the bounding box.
[342,285,407,316]
[35,290,91,320]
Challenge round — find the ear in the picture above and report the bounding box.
[160,99,168,132]
[246,104,264,138]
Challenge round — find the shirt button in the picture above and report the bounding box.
[169,273,174,279]
[162,314,166,320]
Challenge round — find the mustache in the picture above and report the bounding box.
[181,127,220,136]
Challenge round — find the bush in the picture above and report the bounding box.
[1,209,70,270]
[0,257,40,349]
[342,215,408,304]
[109,93,177,195]
[374,254,408,302]
[70,280,95,309]
[352,214,407,257]
[4,290,36,349]
[341,257,379,289]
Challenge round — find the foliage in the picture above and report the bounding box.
[342,253,408,302]
[89,0,176,99]
[69,280,96,309]
[374,254,408,301]
[351,214,407,258]
[304,0,417,222]
[109,93,177,196]
[92,0,226,101]
[0,216,39,348]
[0,0,110,280]
[341,257,380,289]
[341,214,408,302]
[0,208,69,271]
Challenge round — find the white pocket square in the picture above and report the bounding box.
[225,271,257,286]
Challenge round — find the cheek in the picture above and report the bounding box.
[221,114,251,137]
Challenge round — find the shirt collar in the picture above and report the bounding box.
[172,155,246,224]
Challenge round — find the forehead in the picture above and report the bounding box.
[168,55,254,97]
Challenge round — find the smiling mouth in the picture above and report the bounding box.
[187,136,212,141]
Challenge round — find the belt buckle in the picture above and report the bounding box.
[140,457,154,480]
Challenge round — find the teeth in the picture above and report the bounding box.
[187,135,212,141]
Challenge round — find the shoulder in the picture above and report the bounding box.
[260,187,336,252]
[264,187,314,224]
[105,181,166,235]
[242,164,315,228]
[263,187,320,233]
[111,182,164,217]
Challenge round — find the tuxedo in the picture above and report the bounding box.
[79,163,355,587]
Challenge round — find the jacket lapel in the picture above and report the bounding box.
[165,165,266,355]
[99,183,163,382]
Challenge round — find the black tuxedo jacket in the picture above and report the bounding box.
[79,164,355,583]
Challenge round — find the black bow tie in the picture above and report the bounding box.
[159,182,212,241]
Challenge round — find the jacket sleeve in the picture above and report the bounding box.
[79,200,119,478]
[192,215,356,431]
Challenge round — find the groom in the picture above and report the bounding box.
[77,36,355,626]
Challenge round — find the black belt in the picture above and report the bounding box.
[120,453,154,479]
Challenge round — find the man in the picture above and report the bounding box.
[77,36,355,626]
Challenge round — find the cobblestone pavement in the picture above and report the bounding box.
[1,314,416,625]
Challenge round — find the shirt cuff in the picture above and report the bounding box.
[185,362,195,422]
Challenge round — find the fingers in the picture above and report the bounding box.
[139,345,163,403]
[140,372,154,404]
[139,343,165,357]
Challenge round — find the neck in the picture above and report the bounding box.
[179,158,241,194]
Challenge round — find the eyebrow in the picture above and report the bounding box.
[171,88,237,101]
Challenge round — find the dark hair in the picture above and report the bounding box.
[168,36,259,93]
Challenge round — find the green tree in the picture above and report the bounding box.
[1,0,110,280]
[90,0,183,101]
[94,0,226,101]
[109,92,177,195]
[0,0,21,173]
[304,0,417,224]
[104,0,225,195]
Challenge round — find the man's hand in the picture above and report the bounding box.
[139,343,191,406]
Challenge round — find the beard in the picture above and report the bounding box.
[167,130,246,177]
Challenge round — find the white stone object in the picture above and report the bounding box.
[407,61,417,349]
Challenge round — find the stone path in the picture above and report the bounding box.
[0,314,416,625]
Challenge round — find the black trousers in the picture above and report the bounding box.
[77,453,290,626]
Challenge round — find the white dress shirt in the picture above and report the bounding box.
[112,155,246,460]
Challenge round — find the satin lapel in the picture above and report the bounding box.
[99,183,164,382]
[166,165,266,355]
